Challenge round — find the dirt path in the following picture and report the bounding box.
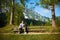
[28,32,60,34]
[0,32,60,35]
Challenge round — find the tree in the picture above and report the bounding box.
[45,18,51,26]
[0,13,7,27]
[30,22,33,26]
[39,0,60,27]
[56,16,60,27]
[14,3,24,25]
[10,0,14,25]
[0,0,11,26]
[0,0,25,25]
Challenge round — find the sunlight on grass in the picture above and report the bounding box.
[0,25,60,33]
[0,34,60,40]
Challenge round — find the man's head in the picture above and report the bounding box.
[22,21,24,23]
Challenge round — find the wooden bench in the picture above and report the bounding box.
[13,27,19,33]
[13,27,26,34]
[28,29,46,33]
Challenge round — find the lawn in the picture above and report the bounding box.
[0,34,60,40]
[0,25,60,33]
[0,25,60,40]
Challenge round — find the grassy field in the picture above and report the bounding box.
[0,25,60,40]
[0,25,60,33]
[0,34,60,40]
[0,25,15,33]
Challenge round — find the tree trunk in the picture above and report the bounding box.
[0,0,2,13]
[51,5,56,27]
[10,8,13,25]
[10,0,14,25]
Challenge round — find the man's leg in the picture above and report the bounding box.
[24,27,27,34]
[19,28,22,34]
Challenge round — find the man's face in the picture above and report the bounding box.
[22,21,24,23]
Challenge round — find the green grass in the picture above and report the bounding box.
[0,25,17,33]
[0,25,60,40]
[0,25,60,33]
[28,26,60,32]
[0,34,60,40]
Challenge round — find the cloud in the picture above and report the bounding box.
[34,7,52,18]
[35,6,50,14]
[42,9,50,14]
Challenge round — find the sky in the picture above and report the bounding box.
[26,0,60,18]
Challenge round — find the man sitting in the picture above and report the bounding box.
[19,21,27,34]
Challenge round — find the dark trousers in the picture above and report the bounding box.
[19,28,24,34]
